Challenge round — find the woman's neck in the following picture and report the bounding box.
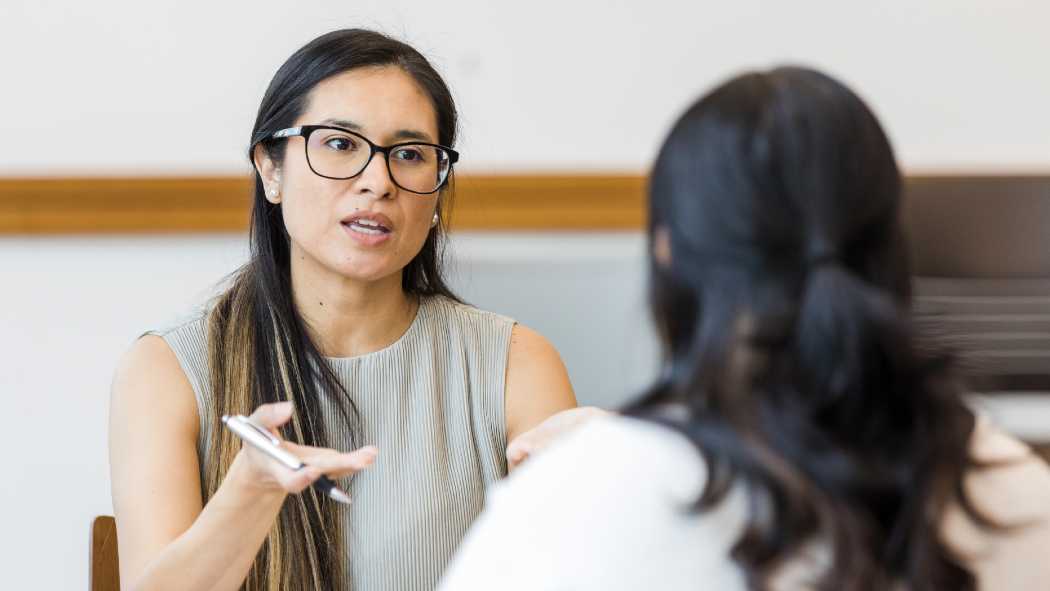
[290,257,419,359]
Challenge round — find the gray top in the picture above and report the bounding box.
[157,295,515,590]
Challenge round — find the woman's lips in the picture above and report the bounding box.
[340,211,394,246]
[342,220,391,246]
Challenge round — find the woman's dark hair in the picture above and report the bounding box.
[204,29,460,590]
[626,67,984,590]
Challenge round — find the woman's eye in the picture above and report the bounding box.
[394,147,425,162]
[324,136,357,151]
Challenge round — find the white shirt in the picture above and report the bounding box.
[438,416,751,590]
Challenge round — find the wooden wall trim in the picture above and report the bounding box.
[0,177,251,234]
[1,174,1048,234]
[0,174,647,234]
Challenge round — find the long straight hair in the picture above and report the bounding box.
[204,29,460,590]
[627,67,987,590]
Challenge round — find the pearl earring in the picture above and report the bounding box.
[431,213,440,227]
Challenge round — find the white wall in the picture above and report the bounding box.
[4,1,1050,588]
[2,0,1049,175]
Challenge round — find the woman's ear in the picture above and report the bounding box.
[653,225,672,267]
[253,144,283,204]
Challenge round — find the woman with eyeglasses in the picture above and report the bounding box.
[108,29,586,591]
[438,67,1050,590]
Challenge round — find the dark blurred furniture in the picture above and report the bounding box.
[905,176,1050,393]
[904,176,1050,452]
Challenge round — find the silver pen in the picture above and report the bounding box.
[221,414,352,504]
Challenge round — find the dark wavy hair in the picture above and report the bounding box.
[204,29,460,590]
[626,67,985,590]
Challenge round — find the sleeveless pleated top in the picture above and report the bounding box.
[156,295,515,590]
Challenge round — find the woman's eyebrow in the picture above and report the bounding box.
[320,117,363,131]
[391,129,434,143]
[319,118,434,143]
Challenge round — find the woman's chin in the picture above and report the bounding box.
[327,258,401,285]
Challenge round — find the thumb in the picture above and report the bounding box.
[249,401,294,430]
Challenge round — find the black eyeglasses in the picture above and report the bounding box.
[268,125,459,195]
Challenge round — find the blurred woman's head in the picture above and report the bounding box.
[637,67,981,590]
[648,66,909,372]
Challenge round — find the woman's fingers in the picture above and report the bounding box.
[248,401,294,431]
[314,446,378,476]
[506,406,612,470]
[282,442,379,477]
[234,404,377,495]
[506,442,533,470]
[279,465,322,494]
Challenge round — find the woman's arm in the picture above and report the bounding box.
[502,325,578,465]
[109,336,375,590]
[503,324,614,470]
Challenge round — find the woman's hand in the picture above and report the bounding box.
[505,406,611,470]
[227,401,378,497]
